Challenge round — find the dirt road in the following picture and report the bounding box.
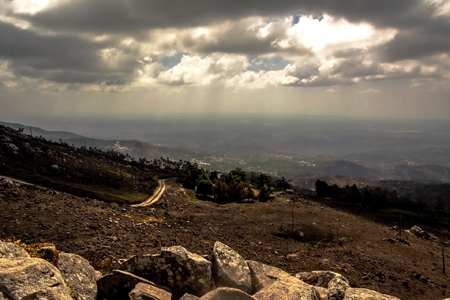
[132,179,166,207]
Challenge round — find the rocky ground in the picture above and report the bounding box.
[1,178,449,300]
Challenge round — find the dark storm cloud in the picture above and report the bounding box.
[331,59,380,78]
[23,0,450,62]
[0,21,138,84]
[183,22,310,56]
[376,23,450,62]
[5,0,450,87]
[24,0,422,33]
[23,0,303,34]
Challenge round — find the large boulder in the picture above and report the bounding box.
[212,241,252,293]
[0,242,29,259]
[97,270,170,300]
[296,270,349,288]
[129,282,172,300]
[247,260,302,294]
[343,288,400,300]
[57,252,97,300]
[253,279,319,300]
[200,287,255,300]
[120,246,212,297]
[0,257,72,300]
[179,294,200,300]
[313,286,328,300]
[327,277,350,300]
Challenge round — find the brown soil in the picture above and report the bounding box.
[1,179,449,300]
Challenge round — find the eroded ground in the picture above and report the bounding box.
[1,179,449,300]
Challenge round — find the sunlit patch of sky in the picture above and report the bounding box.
[246,56,292,72]
[160,52,188,68]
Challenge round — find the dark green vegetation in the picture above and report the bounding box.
[0,124,290,205]
[0,125,159,204]
[179,163,290,203]
[315,179,450,230]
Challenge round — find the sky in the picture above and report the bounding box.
[1,0,450,123]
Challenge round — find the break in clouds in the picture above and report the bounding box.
[0,0,449,93]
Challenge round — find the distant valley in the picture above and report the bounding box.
[2,116,450,186]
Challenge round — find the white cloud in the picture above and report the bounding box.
[157,54,248,86]
[358,89,381,94]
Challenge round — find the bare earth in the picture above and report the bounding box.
[1,179,449,300]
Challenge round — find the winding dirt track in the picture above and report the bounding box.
[132,179,166,207]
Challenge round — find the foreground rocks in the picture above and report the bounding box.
[5,240,446,300]
[116,241,403,300]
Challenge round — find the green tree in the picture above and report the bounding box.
[256,173,272,189]
[258,184,274,202]
[197,178,213,196]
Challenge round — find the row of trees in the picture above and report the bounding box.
[315,179,441,212]
[179,163,291,203]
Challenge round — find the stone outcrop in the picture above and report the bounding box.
[343,288,401,300]
[296,270,349,288]
[212,241,252,293]
[97,270,171,300]
[120,245,213,297]
[0,241,29,259]
[0,240,434,300]
[247,260,295,293]
[253,279,319,300]
[57,252,98,300]
[409,225,438,241]
[129,282,172,300]
[328,277,350,300]
[0,257,72,300]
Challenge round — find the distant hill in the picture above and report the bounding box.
[0,121,208,163]
[2,120,450,184]
[0,121,86,140]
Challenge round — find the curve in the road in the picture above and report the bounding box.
[132,179,166,207]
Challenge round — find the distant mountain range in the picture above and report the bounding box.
[2,120,450,184]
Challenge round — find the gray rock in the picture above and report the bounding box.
[180,294,200,300]
[129,282,172,300]
[296,270,349,288]
[200,287,255,300]
[213,241,252,293]
[328,277,350,300]
[253,279,318,300]
[247,260,301,294]
[120,246,212,297]
[0,257,72,300]
[97,270,170,300]
[4,143,19,153]
[1,180,15,188]
[57,252,97,300]
[0,242,29,259]
[409,225,438,241]
[343,288,400,300]
[313,286,328,300]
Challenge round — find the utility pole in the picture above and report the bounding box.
[29,126,33,137]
